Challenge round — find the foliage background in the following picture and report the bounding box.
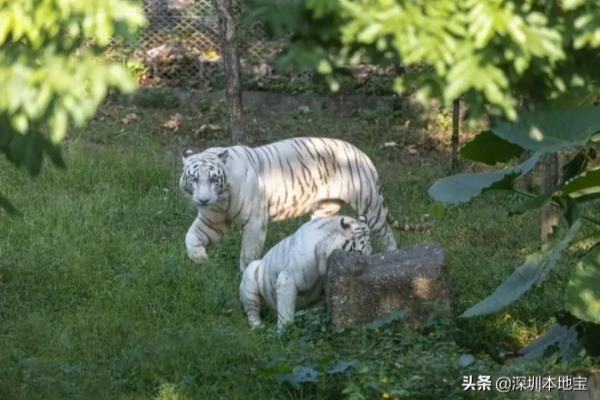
[0,0,145,210]
[248,0,600,116]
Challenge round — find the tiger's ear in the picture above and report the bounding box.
[340,217,351,230]
[218,149,229,163]
[358,215,367,224]
[182,149,195,164]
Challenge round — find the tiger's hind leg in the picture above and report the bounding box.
[276,271,297,333]
[366,205,397,251]
[240,260,263,328]
[240,214,268,273]
[311,199,344,219]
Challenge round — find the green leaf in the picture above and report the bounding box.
[317,59,332,74]
[428,153,540,204]
[7,133,28,167]
[50,108,68,143]
[276,366,319,387]
[509,192,554,216]
[520,323,582,361]
[491,106,600,153]
[560,167,600,199]
[25,133,44,176]
[560,149,594,185]
[327,360,357,375]
[565,245,600,323]
[42,138,66,168]
[574,193,600,204]
[558,196,581,228]
[365,309,408,329]
[457,353,476,367]
[461,220,580,317]
[459,130,525,165]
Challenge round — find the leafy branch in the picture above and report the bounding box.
[429,106,600,326]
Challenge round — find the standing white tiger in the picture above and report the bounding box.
[240,216,372,331]
[179,137,397,272]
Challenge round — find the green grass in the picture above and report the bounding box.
[0,93,595,399]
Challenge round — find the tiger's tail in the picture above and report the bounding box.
[386,212,432,232]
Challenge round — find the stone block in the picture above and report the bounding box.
[326,243,450,329]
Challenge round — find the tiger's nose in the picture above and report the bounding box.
[194,197,210,206]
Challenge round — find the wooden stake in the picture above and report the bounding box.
[451,98,460,171]
[213,0,244,143]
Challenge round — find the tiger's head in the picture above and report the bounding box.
[340,216,372,256]
[180,148,229,207]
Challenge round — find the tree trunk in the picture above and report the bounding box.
[451,98,460,171]
[540,153,560,241]
[212,0,244,143]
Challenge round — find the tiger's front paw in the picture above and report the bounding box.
[187,246,209,265]
[248,317,262,329]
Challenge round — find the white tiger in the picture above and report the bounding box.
[239,216,372,331]
[179,137,397,272]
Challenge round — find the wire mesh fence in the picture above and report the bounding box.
[107,0,278,88]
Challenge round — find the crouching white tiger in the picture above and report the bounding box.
[240,216,372,331]
[180,137,400,272]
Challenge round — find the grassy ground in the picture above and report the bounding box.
[0,91,595,399]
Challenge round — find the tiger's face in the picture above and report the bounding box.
[180,149,229,207]
[340,217,373,256]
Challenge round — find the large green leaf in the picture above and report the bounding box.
[574,193,600,203]
[365,309,407,329]
[461,220,580,317]
[276,366,319,388]
[509,192,554,216]
[41,136,66,169]
[520,323,582,361]
[565,245,600,324]
[560,149,595,185]
[459,130,524,165]
[560,167,600,199]
[428,153,540,204]
[326,360,357,375]
[491,106,600,153]
[0,127,65,174]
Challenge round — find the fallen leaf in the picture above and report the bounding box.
[163,113,183,131]
[138,74,157,86]
[121,113,138,125]
[194,123,222,135]
[195,124,209,134]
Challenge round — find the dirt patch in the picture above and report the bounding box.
[107,88,461,169]
[120,88,403,115]
[239,91,397,116]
